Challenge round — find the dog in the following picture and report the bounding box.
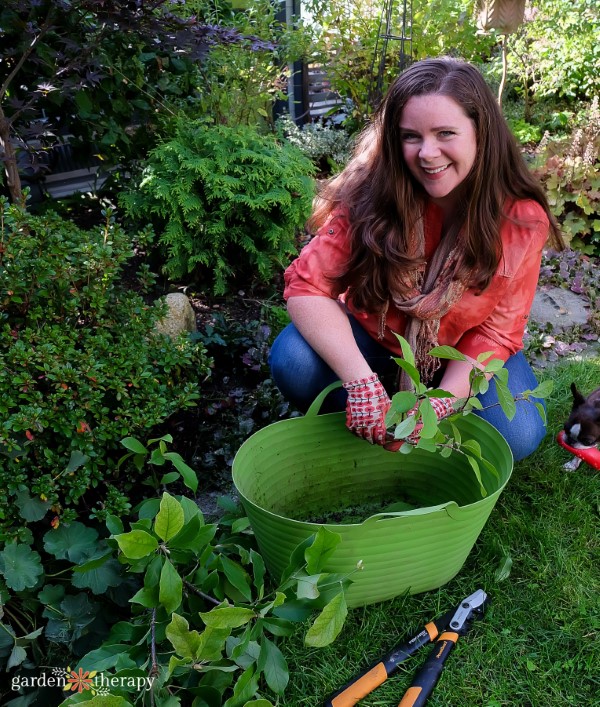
[562,383,600,471]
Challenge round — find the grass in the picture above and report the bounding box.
[267,357,600,707]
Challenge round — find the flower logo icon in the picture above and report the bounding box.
[64,667,97,693]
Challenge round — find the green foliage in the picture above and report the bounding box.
[120,121,316,294]
[275,114,354,175]
[499,0,600,104]
[508,118,542,145]
[532,97,600,254]
[1,444,354,705]
[187,0,314,128]
[0,199,209,533]
[385,336,552,495]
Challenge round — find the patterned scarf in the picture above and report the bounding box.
[379,213,468,391]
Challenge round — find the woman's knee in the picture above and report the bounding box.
[269,324,340,412]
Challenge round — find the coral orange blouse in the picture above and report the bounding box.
[283,199,549,362]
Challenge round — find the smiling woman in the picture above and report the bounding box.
[399,94,477,215]
[269,56,565,462]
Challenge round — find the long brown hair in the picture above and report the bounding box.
[310,57,563,312]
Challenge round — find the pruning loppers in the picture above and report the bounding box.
[324,588,489,707]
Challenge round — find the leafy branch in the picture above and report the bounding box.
[385,335,553,495]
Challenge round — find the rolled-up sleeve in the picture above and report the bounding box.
[283,213,351,300]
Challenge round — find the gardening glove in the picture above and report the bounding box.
[343,373,391,446]
[404,396,456,445]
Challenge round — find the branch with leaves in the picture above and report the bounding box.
[385,335,553,495]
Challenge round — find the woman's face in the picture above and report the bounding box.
[399,93,477,216]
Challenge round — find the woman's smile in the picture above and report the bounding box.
[400,94,477,214]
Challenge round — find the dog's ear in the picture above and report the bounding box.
[570,382,586,408]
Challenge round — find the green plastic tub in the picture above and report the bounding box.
[232,383,513,608]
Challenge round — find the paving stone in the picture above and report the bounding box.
[529,285,589,330]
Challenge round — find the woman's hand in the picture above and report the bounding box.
[343,373,391,446]
[404,396,456,445]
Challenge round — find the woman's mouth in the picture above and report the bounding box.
[422,164,450,175]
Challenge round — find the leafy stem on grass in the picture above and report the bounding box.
[385,335,553,494]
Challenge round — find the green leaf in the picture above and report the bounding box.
[476,350,496,363]
[115,529,158,559]
[392,358,421,388]
[394,334,416,366]
[418,398,439,439]
[526,380,554,399]
[155,492,185,542]
[160,471,180,485]
[106,515,124,535]
[393,414,417,440]
[386,391,418,427]
[72,558,123,594]
[257,636,289,694]
[197,625,230,661]
[250,549,265,599]
[461,439,483,457]
[427,345,466,361]
[415,437,438,452]
[163,452,199,493]
[296,573,321,600]
[465,455,485,496]
[495,554,513,582]
[159,559,183,614]
[65,450,90,472]
[222,665,259,707]
[170,518,216,552]
[495,378,517,421]
[200,606,255,629]
[0,543,44,591]
[304,592,348,647]
[220,555,253,602]
[534,402,547,423]
[305,527,341,574]
[121,437,148,454]
[15,490,51,522]
[43,522,99,563]
[0,622,16,654]
[482,358,505,373]
[7,644,28,669]
[166,613,202,659]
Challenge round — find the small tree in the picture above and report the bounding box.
[0,0,275,205]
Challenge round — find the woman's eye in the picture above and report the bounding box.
[439,130,455,138]
[401,133,420,142]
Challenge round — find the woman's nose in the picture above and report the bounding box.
[419,138,441,161]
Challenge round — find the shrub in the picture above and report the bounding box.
[120,121,316,295]
[532,96,600,254]
[0,199,209,534]
[276,114,354,176]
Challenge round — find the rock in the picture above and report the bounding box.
[529,285,589,330]
[155,293,197,337]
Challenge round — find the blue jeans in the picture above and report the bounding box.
[269,315,546,462]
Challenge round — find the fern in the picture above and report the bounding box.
[121,121,316,294]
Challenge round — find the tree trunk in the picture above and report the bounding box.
[0,109,24,206]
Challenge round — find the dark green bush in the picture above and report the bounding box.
[120,121,316,294]
[0,199,210,534]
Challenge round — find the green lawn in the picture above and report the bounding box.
[273,357,600,706]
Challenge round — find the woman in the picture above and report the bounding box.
[269,57,563,461]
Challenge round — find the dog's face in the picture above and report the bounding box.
[564,383,600,448]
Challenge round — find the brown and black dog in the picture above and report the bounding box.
[562,383,600,471]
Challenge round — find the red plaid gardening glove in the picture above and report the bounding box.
[343,373,391,446]
[405,396,456,445]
